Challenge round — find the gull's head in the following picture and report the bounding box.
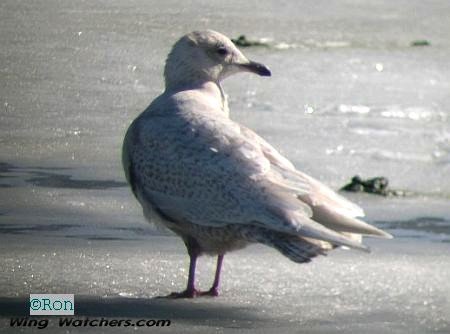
[164,30,271,89]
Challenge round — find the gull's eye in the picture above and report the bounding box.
[216,47,228,56]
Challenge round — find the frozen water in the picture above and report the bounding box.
[0,232,449,333]
[0,0,449,333]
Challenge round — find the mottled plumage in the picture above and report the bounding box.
[122,30,392,298]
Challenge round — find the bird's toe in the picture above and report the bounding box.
[199,287,220,297]
[158,289,200,299]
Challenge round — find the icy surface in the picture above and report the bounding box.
[0,234,449,333]
[1,0,450,333]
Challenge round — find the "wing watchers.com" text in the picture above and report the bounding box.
[10,317,171,329]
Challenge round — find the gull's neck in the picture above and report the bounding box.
[216,81,229,116]
[165,80,229,116]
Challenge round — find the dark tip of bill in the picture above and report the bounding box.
[244,61,271,77]
[259,65,271,77]
[255,62,271,76]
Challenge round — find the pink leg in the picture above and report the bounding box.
[164,238,200,299]
[200,254,224,297]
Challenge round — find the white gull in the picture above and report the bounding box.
[122,30,392,298]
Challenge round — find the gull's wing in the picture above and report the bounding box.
[238,124,392,238]
[124,107,383,251]
[238,125,363,215]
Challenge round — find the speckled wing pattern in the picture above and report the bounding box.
[123,100,371,252]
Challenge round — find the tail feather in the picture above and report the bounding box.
[244,228,331,263]
[270,237,327,263]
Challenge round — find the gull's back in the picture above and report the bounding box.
[123,85,273,230]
